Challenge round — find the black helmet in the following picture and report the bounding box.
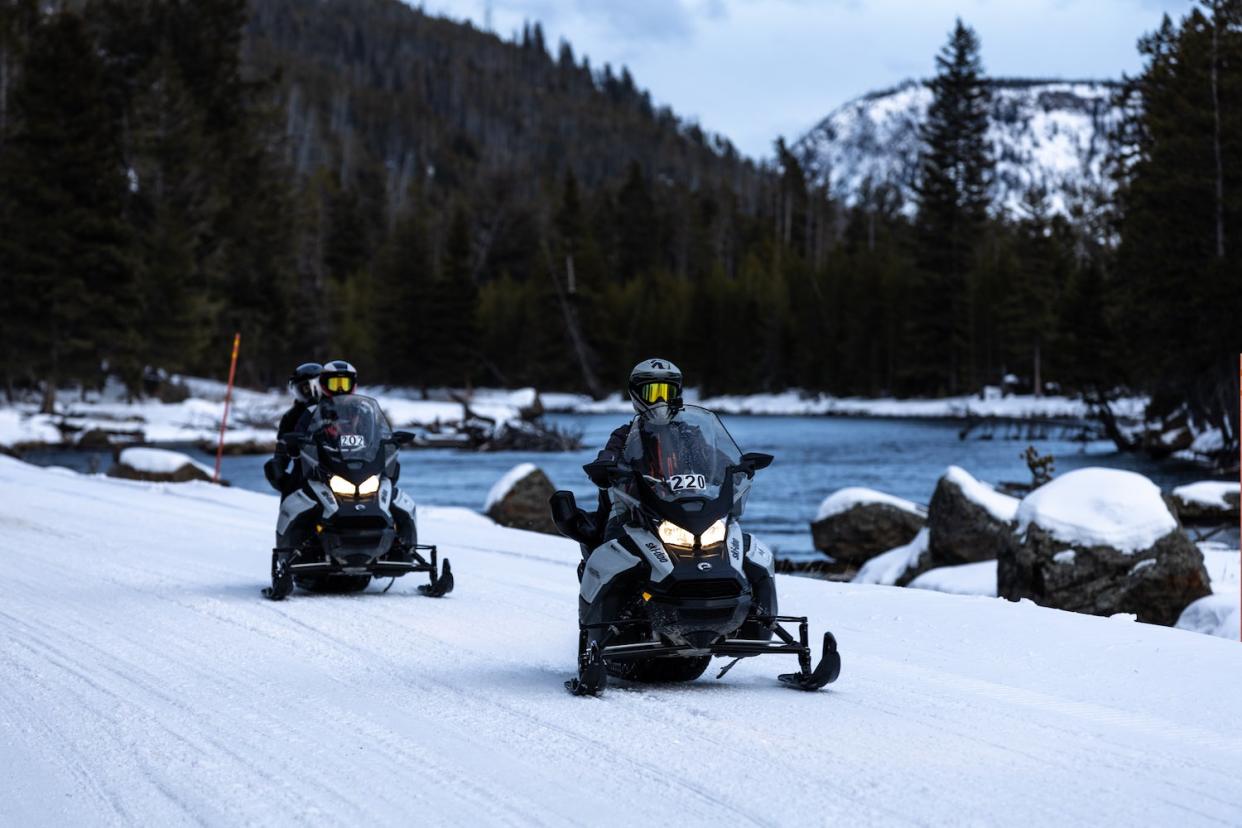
[319,359,358,397]
[628,358,683,418]
[288,362,322,405]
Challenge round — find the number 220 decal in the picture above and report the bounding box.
[666,474,706,491]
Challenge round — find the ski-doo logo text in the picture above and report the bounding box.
[340,434,366,449]
[645,541,669,563]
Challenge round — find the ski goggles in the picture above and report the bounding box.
[637,382,676,404]
[324,375,354,393]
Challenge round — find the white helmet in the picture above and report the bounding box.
[628,358,683,419]
[288,362,322,405]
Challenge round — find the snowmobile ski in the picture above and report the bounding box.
[565,641,608,696]
[418,558,454,597]
[777,632,841,691]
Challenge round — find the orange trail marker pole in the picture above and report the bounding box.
[214,333,241,484]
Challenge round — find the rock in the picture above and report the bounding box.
[811,487,925,575]
[1171,481,1240,525]
[484,463,558,535]
[927,466,1019,568]
[999,468,1211,626]
[108,447,214,483]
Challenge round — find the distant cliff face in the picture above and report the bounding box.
[793,79,1126,217]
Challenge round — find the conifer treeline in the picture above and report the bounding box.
[0,0,1238,453]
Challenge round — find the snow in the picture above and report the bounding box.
[0,378,526,450]
[908,560,998,597]
[1054,550,1078,565]
[0,409,62,446]
[484,462,540,511]
[816,486,924,522]
[1176,544,1240,639]
[4,455,1242,823]
[560,388,1147,421]
[1016,468,1179,554]
[118,447,214,477]
[1173,481,1240,510]
[943,465,1019,522]
[854,528,929,585]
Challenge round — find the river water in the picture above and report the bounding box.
[21,412,1225,561]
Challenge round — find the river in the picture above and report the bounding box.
[20,412,1227,562]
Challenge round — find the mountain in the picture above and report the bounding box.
[793,79,1124,217]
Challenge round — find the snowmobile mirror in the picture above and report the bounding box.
[740,452,774,477]
[391,430,416,447]
[550,490,597,545]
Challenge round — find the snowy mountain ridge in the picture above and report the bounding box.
[794,78,1126,217]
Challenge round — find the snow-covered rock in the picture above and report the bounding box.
[811,487,925,573]
[927,466,1019,568]
[1001,468,1211,625]
[108,447,215,483]
[793,78,1123,218]
[484,463,557,535]
[1171,481,1240,524]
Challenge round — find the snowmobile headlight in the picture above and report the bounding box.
[657,520,696,548]
[328,475,356,497]
[357,474,380,496]
[699,519,727,547]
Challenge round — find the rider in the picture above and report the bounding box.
[264,362,322,496]
[587,358,685,548]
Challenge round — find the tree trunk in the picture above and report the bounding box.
[542,240,603,398]
[1210,2,1226,259]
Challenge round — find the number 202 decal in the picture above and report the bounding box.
[667,474,706,491]
[340,434,366,449]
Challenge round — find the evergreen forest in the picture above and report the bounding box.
[0,0,1238,455]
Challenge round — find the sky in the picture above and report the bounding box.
[417,0,1194,159]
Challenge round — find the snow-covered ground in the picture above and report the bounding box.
[0,378,532,450]
[558,387,1146,420]
[4,456,1242,825]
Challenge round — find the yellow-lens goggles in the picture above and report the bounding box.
[326,375,354,393]
[639,382,673,404]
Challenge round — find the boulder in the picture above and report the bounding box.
[999,468,1211,626]
[484,463,558,535]
[927,466,1019,567]
[108,447,214,483]
[1171,481,1240,525]
[811,487,925,575]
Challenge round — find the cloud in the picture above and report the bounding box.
[570,0,696,42]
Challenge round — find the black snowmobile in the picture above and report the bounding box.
[263,394,453,600]
[550,405,840,695]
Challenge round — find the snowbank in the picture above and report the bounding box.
[816,487,924,522]
[908,560,998,597]
[944,465,1018,522]
[1173,481,1240,510]
[559,388,1147,421]
[5,454,1242,824]
[118,447,214,478]
[1015,468,1178,554]
[854,528,929,585]
[484,462,540,512]
[0,409,63,446]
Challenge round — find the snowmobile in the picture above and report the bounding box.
[263,393,453,600]
[550,405,840,695]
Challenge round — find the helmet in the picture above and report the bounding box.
[288,362,322,405]
[628,358,683,418]
[319,359,358,397]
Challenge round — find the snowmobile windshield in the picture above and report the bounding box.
[622,405,742,503]
[306,394,392,461]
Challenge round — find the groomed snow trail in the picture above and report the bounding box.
[2,456,1242,826]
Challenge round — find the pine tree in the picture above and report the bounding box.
[912,19,993,394]
[0,12,138,406]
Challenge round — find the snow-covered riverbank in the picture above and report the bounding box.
[2,455,1242,825]
[0,378,536,451]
